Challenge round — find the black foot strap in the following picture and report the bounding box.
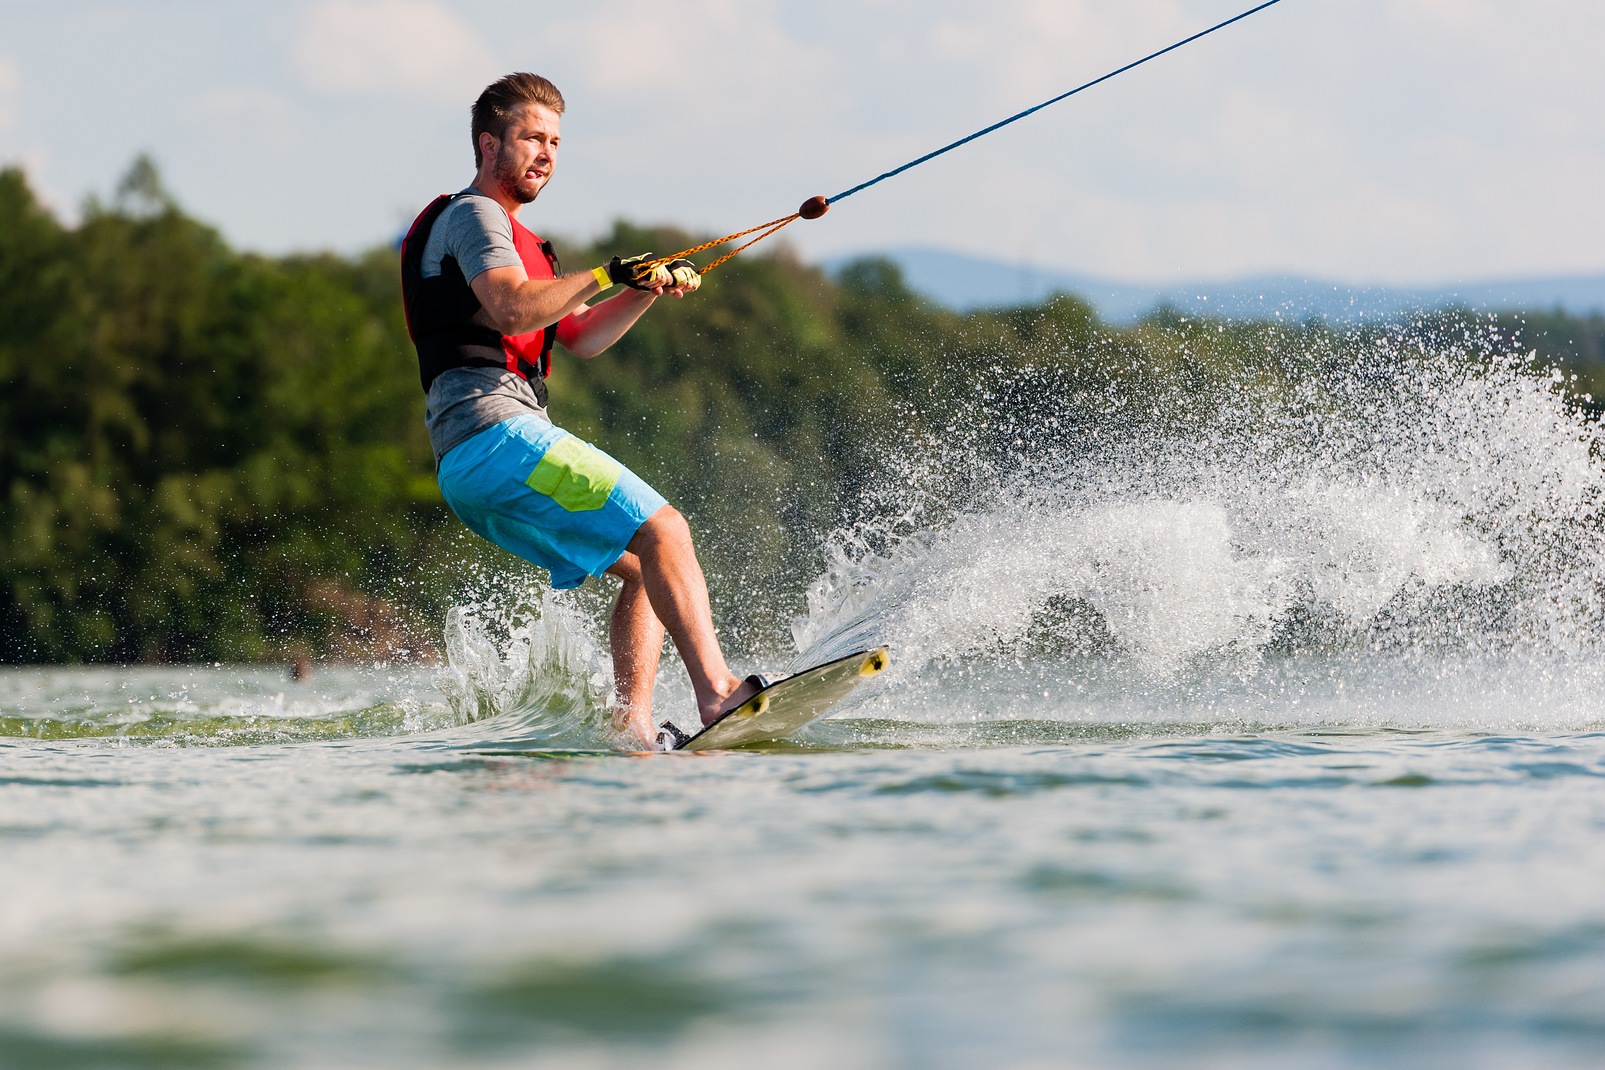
[656,720,692,750]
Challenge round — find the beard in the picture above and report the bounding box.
[492,147,542,204]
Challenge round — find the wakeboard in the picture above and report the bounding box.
[665,647,889,751]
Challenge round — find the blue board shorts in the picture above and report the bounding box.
[436,414,668,589]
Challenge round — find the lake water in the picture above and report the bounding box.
[4,336,1604,1067]
[3,663,1604,1070]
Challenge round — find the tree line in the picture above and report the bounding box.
[2,160,1600,664]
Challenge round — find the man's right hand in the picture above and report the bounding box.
[603,253,672,292]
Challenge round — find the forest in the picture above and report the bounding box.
[3,160,1601,664]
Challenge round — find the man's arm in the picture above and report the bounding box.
[470,266,602,337]
[470,254,690,347]
[555,289,660,359]
[471,256,698,359]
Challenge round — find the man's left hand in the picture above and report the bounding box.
[665,259,701,297]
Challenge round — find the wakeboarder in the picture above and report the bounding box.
[400,72,758,748]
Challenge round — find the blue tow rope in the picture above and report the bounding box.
[827,0,1288,206]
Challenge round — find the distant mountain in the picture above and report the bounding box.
[821,247,1605,324]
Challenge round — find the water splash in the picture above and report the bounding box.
[436,589,617,747]
[792,319,1605,730]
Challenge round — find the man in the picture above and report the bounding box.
[400,72,757,747]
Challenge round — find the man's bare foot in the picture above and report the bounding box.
[699,674,760,726]
[611,704,656,749]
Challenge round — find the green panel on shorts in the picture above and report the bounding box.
[526,435,622,512]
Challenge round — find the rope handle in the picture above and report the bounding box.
[635,196,830,279]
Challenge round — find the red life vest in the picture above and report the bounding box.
[399,193,563,404]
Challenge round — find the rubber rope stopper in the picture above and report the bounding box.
[799,195,829,220]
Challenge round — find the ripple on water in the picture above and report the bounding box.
[0,666,457,746]
[874,768,1148,796]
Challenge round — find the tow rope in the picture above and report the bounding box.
[645,0,1286,277]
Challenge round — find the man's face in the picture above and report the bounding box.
[486,102,560,204]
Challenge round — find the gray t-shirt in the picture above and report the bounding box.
[420,187,556,462]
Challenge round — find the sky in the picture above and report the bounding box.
[2,0,1601,285]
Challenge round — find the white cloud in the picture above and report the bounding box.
[511,2,853,234]
[293,0,496,99]
[541,1,842,124]
[920,0,1196,105]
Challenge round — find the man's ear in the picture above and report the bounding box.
[478,130,499,166]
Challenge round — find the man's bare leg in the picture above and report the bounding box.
[604,552,665,746]
[625,506,757,725]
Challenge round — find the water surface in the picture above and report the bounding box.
[2,665,1603,1069]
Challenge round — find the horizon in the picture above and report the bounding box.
[833,244,1605,295]
[11,155,1604,301]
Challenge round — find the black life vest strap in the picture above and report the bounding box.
[532,238,561,382]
